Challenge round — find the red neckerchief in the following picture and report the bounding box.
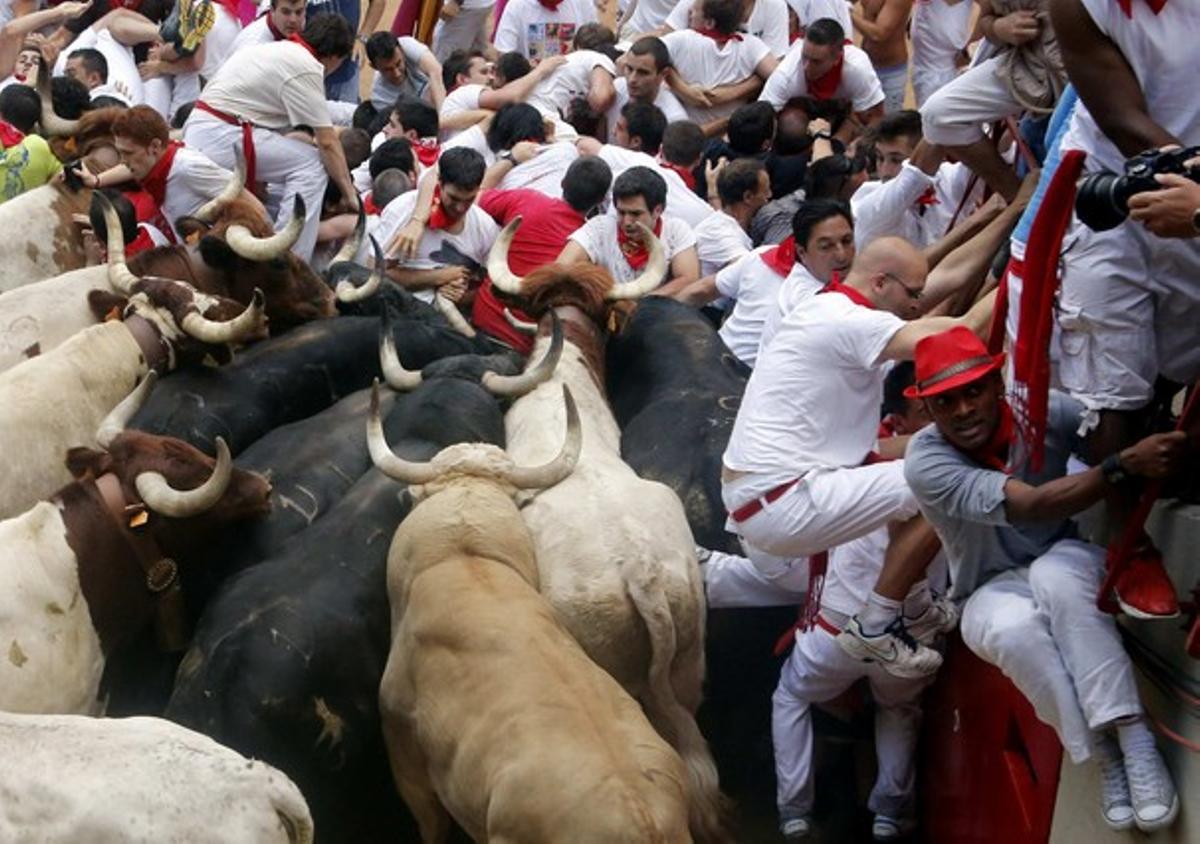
[659,159,696,190]
[960,400,1015,472]
[537,0,563,9]
[1117,0,1166,16]
[820,273,873,308]
[363,192,381,215]
[914,186,939,216]
[807,53,845,100]
[139,140,183,208]
[693,27,743,48]
[760,235,795,277]
[0,119,24,148]
[288,33,318,58]
[427,185,460,231]
[617,217,663,270]
[264,11,286,40]
[414,137,440,168]
[878,414,902,439]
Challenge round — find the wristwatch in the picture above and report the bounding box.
[500,151,517,166]
[1101,453,1130,485]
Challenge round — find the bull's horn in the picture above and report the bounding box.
[504,307,538,335]
[193,149,246,223]
[504,385,581,490]
[366,380,440,485]
[481,310,562,397]
[605,222,666,300]
[335,235,383,303]
[97,192,139,293]
[136,436,233,518]
[38,64,80,136]
[180,288,266,344]
[225,195,305,260]
[378,310,422,391]
[486,216,524,295]
[331,199,366,265]
[433,293,476,337]
[96,371,156,448]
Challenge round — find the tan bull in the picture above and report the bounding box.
[372,383,693,843]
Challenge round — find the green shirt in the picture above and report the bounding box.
[0,135,63,203]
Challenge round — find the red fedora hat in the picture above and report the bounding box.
[904,326,1006,399]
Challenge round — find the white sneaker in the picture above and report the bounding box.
[780,816,812,840]
[836,617,943,679]
[904,595,959,644]
[1093,733,1135,831]
[1120,729,1179,832]
[872,814,914,840]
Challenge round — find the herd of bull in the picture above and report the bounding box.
[0,164,799,841]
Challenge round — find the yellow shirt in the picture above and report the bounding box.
[0,135,63,203]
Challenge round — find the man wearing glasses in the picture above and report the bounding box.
[721,234,997,678]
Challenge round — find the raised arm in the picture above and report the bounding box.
[477,54,567,110]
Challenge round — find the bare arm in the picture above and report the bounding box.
[587,66,616,114]
[0,0,90,74]
[439,108,492,132]
[477,54,567,110]
[707,73,765,106]
[384,167,438,258]
[416,50,447,110]
[663,273,720,306]
[556,240,592,264]
[668,245,700,285]
[880,289,996,361]
[315,126,359,209]
[921,198,1018,315]
[851,0,913,42]
[1050,0,1177,157]
[387,264,465,292]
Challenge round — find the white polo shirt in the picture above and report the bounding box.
[526,50,616,122]
[759,40,884,112]
[161,147,239,241]
[374,190,500,303]
[694,210,751,276]
[568,214,696,286]
[661,30,772,124]
[595,144,714,228]
[714,246,788,366]
[604,77,689,144]
[198,41,331,131]
[758,261,824,354]
[493,0,599,60]
[665,0,790,57]
[724,288,903,480]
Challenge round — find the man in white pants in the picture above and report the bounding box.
[721,235,994,677]
[904,326,1184,833]
[909,0,972,107]
[183,16,359,261]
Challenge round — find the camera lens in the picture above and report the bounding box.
[1074,172,1131,232]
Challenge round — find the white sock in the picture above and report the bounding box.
[1116,717,1156,757]
[859,591,902,635]
[902,580,933,620]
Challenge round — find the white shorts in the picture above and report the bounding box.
[920,54,1019,146]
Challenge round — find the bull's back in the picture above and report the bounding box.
[0,322,143,518]
[0,186,89,293]
[0,267,110,375]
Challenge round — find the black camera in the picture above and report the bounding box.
[1074,145,1200,231]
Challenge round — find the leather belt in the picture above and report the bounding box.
[729,477,800,523]
[194,100,258,187]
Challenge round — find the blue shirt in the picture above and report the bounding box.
[307,0,359,85]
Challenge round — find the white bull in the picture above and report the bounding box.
[489,222,726,841]
[0,711,312,842]
[0,184,93,292]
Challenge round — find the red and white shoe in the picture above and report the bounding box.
[1113,546,1179,620]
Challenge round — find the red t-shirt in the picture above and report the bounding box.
[472,188,585,354]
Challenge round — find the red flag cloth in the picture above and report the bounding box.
[1012,149,1086,470]
[760,235,796,277]
[139,140,183,208]
[1117,0,1166,17]
[986,258,1015,356]
[0,119,24,148]
[692,27,743,48]
[617,216,664,270]
[807,53,844,100]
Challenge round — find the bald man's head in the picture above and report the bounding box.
[846,237,929,319]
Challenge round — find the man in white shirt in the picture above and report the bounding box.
[525,47,616,140]
[606,37,688,144]
[492,0,598,61]
[692,157,768,275]
[721,235,995,678]
[850,109,981,249]
[437,49,566,140]
[909,0,972,106]
[479,103,580,198]
[659,0,790,58]
[183,16,359,261]
[230,0,306,53]
[375,147,498,303]
[365,31,445,111]
[661,0,777,134]
[759,18,885,141]
[787,0,852,36]
[560,165,700,288]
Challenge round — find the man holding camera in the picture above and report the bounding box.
[1127,161,1200,239]
[1031,0,1200,618]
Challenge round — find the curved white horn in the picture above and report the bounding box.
[367,380,440,485]
[97,192,140,294]
[331,200,367,265]
[481,310,562,397]
[486,216,525,295]
[605,221,667,300]
[504,384,581,490]
[225,195,305,260]
[335,235,384,303]
[433,293,476,337]
[135,437,233,518]
[378,314,422,391]
[194,149,246,223]
[38,64,80,136]
[96,371,156,448]
[180,289,266,344]
[504,307,538,335]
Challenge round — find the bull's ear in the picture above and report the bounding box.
[66,446,113,479]
[174,216,210,245]
[87,289,129,322]
[197,235,238,271]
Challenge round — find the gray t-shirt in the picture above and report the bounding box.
[904,390,1083,600]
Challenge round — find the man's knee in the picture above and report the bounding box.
[1027,541,1104,609]
[960,598,1038,662]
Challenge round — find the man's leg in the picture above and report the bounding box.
[875,63,908,115]
[867,669,930,832]
[699,543,807,608]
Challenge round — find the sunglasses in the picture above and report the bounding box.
[883,272,922,301]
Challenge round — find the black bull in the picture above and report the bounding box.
[607,297,800,807]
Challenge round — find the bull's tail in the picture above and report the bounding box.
[268,770,316,843]
[620,555,730,843]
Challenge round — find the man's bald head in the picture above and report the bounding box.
[847,237,929,319]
